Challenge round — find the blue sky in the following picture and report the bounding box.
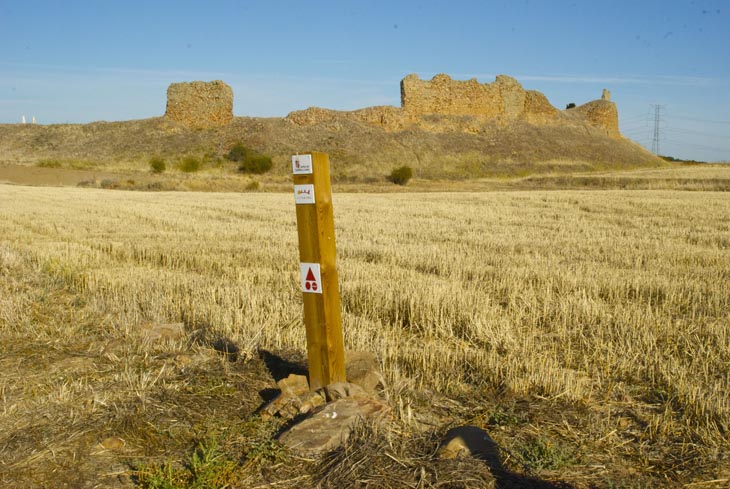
[1,0,728,161]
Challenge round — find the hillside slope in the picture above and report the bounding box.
[0,114,663,182]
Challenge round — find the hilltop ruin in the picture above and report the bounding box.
[161,74,619,137]
[165,80,233,129]
[287,73,620,137]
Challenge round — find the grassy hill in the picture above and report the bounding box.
[0,113,665,184]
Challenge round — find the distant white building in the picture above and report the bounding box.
[21,115,26,124]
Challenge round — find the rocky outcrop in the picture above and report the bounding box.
[165,80,233,129]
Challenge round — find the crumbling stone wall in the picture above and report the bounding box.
[573,99,620,137]
[286,73,617,137]
[286,106,407,131]
[524,90,559,122]
[285,106,338,126]
[165,80,233,129]
[400,73,557,120]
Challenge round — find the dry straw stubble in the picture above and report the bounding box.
[1,183,729,484]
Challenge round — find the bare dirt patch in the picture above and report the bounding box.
[0,162,121,187]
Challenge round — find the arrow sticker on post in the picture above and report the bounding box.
[300,263,323,294]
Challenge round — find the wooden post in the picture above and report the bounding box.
[292,152,346,391]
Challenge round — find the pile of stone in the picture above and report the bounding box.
[263,352,390,454]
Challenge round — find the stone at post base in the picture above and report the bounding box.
[278,397,390,454]
[345,351,386,397]
[261,351,386,419]
[323,381,367,402]
[262,374,312,418]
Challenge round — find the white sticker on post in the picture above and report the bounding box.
[294,184,315,204]
[300,263,322,294]
[292,154,313,174]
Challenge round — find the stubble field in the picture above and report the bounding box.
[1,183,728,487]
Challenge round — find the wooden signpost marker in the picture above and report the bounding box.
[292,152,346,391]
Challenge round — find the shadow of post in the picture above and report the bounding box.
[257,349,308,381]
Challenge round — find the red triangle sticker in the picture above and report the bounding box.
[305,268,316,281]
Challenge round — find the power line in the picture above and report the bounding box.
[621,125,650,133]
[621,113,651,123]
[662,138,730,154]
[671,116,730,125]
[664,127,728,140]
[623,104,729,160]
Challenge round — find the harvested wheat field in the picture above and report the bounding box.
[1,184,729,488]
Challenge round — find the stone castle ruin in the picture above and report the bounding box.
[165,80,233,129]
[287,73,621,138]
[162,75,620,138]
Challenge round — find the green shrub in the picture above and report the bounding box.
[149,157,166,173]
[226,143,249,162]
[136,437,238,488]
[179,156,200,173]
[226,143,273,174]
[515,436,578,471]
[239,155,272,174]
[245,180,260,191]
[388,165,413,185]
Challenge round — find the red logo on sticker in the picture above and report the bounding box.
[304,267,318,291]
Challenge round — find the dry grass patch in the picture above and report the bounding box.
[0,245,296,487]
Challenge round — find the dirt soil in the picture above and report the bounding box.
[0,163,122,187]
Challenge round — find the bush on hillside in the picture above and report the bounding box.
[179,156,201,173]
[388,166,413,185]
[239,154,273,174]
[225,143,249,162]
[149,156,166,173]
[226,143,273,174]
